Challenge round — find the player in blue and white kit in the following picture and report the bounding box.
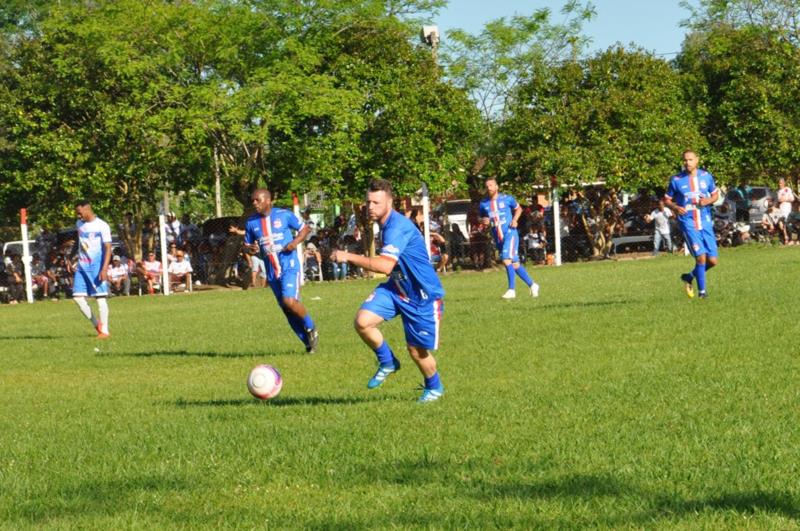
[663,150,719,299]
[244,188,319,352]
[479,177,540,299]
[72,200,113,338]
[331,179,445,402]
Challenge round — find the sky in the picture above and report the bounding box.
[435,0,698,57]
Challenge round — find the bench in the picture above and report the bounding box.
[611,234,653,255]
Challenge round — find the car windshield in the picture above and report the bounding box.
[749,189,768,200]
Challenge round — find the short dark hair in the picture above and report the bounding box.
[75,199,91,208]
[368,179,393,197]
[682,149,697,157]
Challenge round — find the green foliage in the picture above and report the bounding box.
[2,247,800,527]
[678,24,800,184]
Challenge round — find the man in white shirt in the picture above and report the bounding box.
[107,255,130,296]
[168,250,193,291]
[645,200,674,256]
[141,252,162,295]
[777,178,795,244]
[762,200,789,244]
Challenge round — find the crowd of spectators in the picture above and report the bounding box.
[3,180,799,303]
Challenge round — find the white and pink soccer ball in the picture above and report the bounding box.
[247,364,283,400]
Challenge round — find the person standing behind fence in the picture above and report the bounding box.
[663,150,719,299]
[645,200,674,256]
[479,177,540,299]
[244,188,319,353]
[777,178,795,244]
[72,200,112,338]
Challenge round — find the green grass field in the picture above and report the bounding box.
[2,245,799,529]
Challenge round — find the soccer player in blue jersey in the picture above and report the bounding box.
[72,200,113,338]
[479,177,540,299]
[663,150,719,299]
[244,188,319,352]
[330,179,445,402]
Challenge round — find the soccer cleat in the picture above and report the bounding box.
[417,384,445,403]
[530,283,540,298]
[680,273,694,299]
[95,322,109,338]
[367,358,400,389]
[698,291,708,299]
[501,289,516,299]
[305,327,319,353]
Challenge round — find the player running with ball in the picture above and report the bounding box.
[663,150,719,299]
[244,188,319,353]
[331,179,446,403]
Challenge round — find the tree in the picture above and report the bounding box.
[497,46,705,257]
[678,17,800,184]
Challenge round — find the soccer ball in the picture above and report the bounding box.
[247,364,283,400]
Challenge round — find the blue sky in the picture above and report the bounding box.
[435,0,697,57]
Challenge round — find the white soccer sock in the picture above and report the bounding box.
[74,296,97,326]
[96,297,109,334]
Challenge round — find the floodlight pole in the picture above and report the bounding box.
[158,214,170,295]
[551,177,562,267]
[293,192,304,285]
[421,182,432,258]
[20,208,34,303]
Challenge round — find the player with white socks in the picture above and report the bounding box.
[71,200,113,338]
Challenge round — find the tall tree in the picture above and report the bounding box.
[498,46,705,256]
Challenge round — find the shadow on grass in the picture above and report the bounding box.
[646,490,800,522]
[173,395,384,408]
[110,349,302,358]
[0,334,62,340]
[14,474,186,524]
[536,299,641,311]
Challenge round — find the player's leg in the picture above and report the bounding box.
[72,270,99,331]
[357,286,400,388]
[693,253,708,297]
[500,235,516,297]
[92,270,110,336]
[680,228,705,298]
[269,276,306,346]
[402,298,445,402]
[278,270,318,352]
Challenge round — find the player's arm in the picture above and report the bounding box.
[510,204,522,228]
[699,189,719,207]
[283,224,310,253]
[663,196,686,216]
[99,242,112,281]
[331,249,395,275]
[242,224,259,254]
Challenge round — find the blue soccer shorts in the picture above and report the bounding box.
[73,268,109,297]
[360,283,444,350]
[683,227,718,258]
[268,269,302,302]
[498,228,520,263]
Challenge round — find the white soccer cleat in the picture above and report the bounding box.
[530,283,540,297]
[501,289,516,299]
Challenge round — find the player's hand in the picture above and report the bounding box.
[331,250,347,263]
[283,242,296,253]
[510,220,518,229]
[99,269,108,282]
[244,243,259,254]
[674,206,687,215]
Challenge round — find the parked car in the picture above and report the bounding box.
[435,199,472,240]
[725,186,775,224]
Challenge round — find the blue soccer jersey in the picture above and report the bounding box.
[665,169,717,232]
[479,193,519,246]
[378,210,444,304]
[244,208,304,281]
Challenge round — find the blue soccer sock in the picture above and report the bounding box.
[373,341,395,367]
[505,264,516,290]
[515,265,534,287]
[693,262,707,293]
[302,314,315,330]
[424,372,442,390]
[282,306,307,344]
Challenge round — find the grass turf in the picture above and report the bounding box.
[1,245,799,529]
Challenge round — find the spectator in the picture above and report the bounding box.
[430,232,449,273]
[107,255,131,296]
[47,252,70,298]
[762,200,788,244]
[777,178,795,244]
[449,223,467,264]
[141,218,156,256]
[141,251,162,294]
[30,254,53,299]
[4,253,24,304]
[645,200,674,255]
[165,212,182,246]
[523,223,547,264]
[167,242,179,263]
[180,214,200,251]
[248,249,266,288]
[304,242,322,281]
[168,250,193,291]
